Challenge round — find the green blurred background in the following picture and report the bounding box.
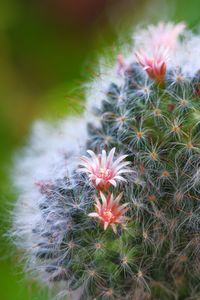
[0,0,199,299]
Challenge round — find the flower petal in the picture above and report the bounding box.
[88,212,99,218]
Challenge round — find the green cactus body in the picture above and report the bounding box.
[11,23,200,299]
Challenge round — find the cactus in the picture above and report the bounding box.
[11,22,200,299]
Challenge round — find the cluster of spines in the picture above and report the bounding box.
[30,62,200,299]
[85,59,200,298]
[27,171,141,299]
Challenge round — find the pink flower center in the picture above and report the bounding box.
[102,208,115,223]
[98,168,112,180]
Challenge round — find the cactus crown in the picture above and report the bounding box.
[11,22,200,299]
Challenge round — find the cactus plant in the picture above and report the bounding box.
[11,22,200,299]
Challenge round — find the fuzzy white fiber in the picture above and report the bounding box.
[12,117,88,299]
[84,57,125,125]
[14,117,88,192]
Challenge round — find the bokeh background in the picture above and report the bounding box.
[0,0,199,299]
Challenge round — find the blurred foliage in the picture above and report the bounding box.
[0,0,200,299]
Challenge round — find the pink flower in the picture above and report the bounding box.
[148,22,185,51]
[35,180,52,194]
[79,148,131,191]
[135,49,167,83]
[134,22,185,83]
[117,53,127,75]
[135,22,185,53]
[88,192,129,233]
